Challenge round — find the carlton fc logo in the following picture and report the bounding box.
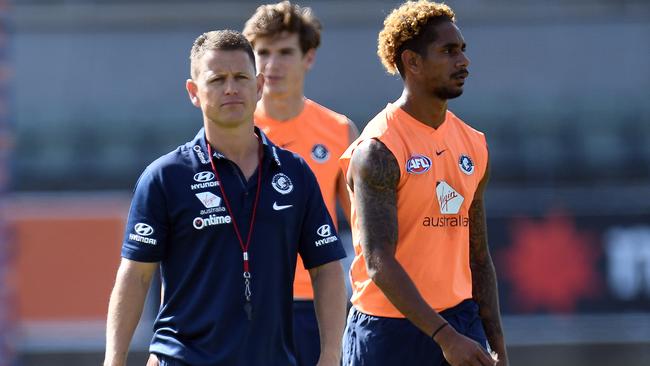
[458,154,475,175]
[272,173,293,195]
[311,144,330,163]
[406,155,432,174]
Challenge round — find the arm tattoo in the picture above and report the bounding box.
[351,139,399,258]
[469,197,507,357]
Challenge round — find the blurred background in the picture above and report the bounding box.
[2,0,650,365]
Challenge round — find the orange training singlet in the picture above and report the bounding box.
[339,103,488,317]
[256,98,353,299]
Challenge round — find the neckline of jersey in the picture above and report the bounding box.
[386,103,452,138]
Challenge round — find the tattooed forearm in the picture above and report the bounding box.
[469,198,508,363]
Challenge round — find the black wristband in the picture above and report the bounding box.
[431,322,449,339]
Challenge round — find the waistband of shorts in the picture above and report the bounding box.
[439,299,477,317]
[293,299,316,310]
[351,298,476,319]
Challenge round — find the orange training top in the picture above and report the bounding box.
[339,103,488,317]
[256,98,352,299]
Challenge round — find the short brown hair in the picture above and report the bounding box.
[378,1,456,76]
[243,1,321,54]
[189,30,256,79]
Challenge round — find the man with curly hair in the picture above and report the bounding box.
[244,2,357,365]
[339,1,508,365]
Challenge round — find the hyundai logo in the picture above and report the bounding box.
[194,171,215,182]
[317,224,331,238]
[134,223,154,236]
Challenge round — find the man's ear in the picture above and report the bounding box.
[401,49,421,76]
[256,73,265,101]
[186,79,201,108]
[303,48,316,70]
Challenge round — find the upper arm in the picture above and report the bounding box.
[469,159,491,263]
[122,166,170,262]
[308,259,344,282]
[298,161,347,269]
[349,138,400,265]
[116,257,158,289]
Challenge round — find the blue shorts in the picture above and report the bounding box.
[342,299,488,366]
[293,300,320,366]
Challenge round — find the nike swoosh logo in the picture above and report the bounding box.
[436,149,446,156]
[273,202,293,211]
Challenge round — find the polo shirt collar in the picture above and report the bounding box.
[191,127,282,168]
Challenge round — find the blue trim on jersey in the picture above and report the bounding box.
[121,127,346,365]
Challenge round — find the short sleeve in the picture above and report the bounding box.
[297,161,347,269]
[121,166,170,262]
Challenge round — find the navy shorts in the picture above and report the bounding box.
[342,299,489,366]
[293,300,321,366]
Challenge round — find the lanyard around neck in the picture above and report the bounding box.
[206,140,263,319]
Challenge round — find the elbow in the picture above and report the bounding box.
[366,264,380,282]
[365,254,391,287]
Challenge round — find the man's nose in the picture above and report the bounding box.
[224,78,238,94]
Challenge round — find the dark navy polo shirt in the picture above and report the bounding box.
[121,127,346,366]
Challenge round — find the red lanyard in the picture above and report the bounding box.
[207,140,263,319]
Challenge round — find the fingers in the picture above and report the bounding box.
[474,346,497,366]
[145,353,160,366]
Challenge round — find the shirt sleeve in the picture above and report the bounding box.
[121,165,169,262]
[297,160,347,269]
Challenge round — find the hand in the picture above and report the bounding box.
[435,326,496,366]
[145,354,160,366]
[495,357,508,366]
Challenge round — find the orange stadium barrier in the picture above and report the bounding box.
[7,194,130,322]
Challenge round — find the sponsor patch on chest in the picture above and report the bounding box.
[406,155,432,174]
[435,181,464,214]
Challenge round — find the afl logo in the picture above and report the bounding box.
[458,154,475,175]
[272,173,293,194]
[406,155,432,174]
[311,144,330,163]
[134,223,154,236]
[194,171,215,182]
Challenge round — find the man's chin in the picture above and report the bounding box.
[436,88,464,100]
[263,87,289,98]
[208,115,251,128]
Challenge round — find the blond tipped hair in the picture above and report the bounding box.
[378,1,456,76]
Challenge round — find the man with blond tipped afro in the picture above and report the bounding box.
[339,1,508,365]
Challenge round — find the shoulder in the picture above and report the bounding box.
[305,99,350,126]
[350,139,400,186]
[362,107,392,137]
